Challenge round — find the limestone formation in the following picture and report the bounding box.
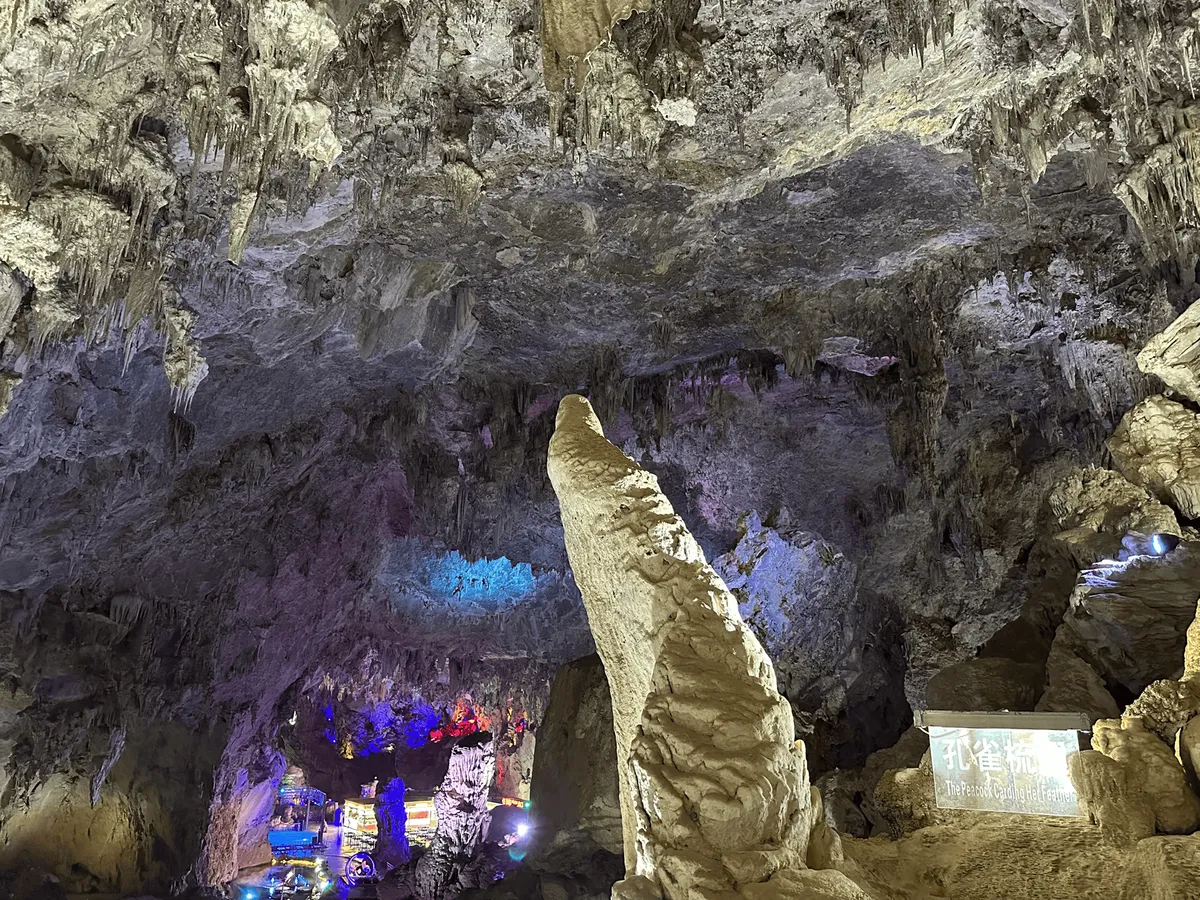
[539,0,650,93]
[1068,750,1156,846]
[1183,593,1200,686]
[1123,680,1200,745]
[547,394,843,900]
[1090,716,1200,835]
[1139,300,1200,405]
[924,657,1045,712]
[529,655,623,857]
[414,734,498,900]
[712,511,884,762]
[1108,396,1200,520]
[1035,634,1120,724]
[1058,544,1200,695]
[376,778,413,870]
[1177,717,1200,793]
[1047,467,1181,566]
[814,727,929,838]
[871,754,966,838]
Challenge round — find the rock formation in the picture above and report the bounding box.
[8,0,1200,894]
[548,393,851,900]
[713,512,906,769]
[376,777,414,870]
[1108,396,1200,520]
[529,655,622,857]
[414,733,498,900]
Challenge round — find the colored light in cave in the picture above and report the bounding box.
[405,699,441,748]
[352,700,398,756]
[424,551,538,604]
[1151,533,1176,556]
[507,848,527,862]
[323,728,337,744]
[516,822,530,838]
[322,704,334,720]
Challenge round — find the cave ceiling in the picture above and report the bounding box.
[0,0,1197,802]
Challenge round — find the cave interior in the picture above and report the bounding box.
[5,0,1200,898]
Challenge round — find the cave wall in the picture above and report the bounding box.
[1,0,1198,890]
[0,721,223,894]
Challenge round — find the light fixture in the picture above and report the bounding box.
[516,822,530,838]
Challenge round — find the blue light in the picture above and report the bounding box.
[322,704,334,721]
[404,699,441,749]
[1152,534,1170,556]
[352,700,398,756]
[323,728,337,744]
[424,552,538,604]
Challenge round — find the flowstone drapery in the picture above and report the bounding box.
[547,394,847,900]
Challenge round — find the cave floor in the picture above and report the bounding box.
[844,821,1200,899]
[233,825,380,898]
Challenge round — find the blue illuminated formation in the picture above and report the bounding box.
[1151,533,1177,556]
[323,727,337,744]
[375,777,410,861]
[322,704,334,721]
[423,551,538,604]
[353,701,397,756]
[385,539,560,616]
[405,699,442,749]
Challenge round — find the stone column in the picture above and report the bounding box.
[547,395,819,900]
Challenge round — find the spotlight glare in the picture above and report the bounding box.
[516,822,530,838]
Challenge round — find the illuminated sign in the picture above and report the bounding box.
[344,800,378,834]
[920,711,1087,818]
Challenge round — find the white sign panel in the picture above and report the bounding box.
[928,725,1085,817]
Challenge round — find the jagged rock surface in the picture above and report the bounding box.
[3,0,1200,892]
[413,733,498,900]
[1090,716,1200,836]
[1108,396,1200,520]
[547,394,853,900]
[713,511,907,768]
[1139,298,1200,405]
[1055,543,1200,697]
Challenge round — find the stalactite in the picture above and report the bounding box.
[968,0,1200,270]
[799,0,959,122]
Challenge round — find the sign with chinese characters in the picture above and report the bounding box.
[926,714,1086,818]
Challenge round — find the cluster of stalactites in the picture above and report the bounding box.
[799,0,960,124]
[171,0,343,263]
[1116,107,1200,272]
[0,0,355,419]
[0,0,217,417]
[970,0,1200,271]
[549,49,667,159]
[540,0,700,158]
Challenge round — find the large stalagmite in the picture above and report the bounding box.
[547,394,848,900]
